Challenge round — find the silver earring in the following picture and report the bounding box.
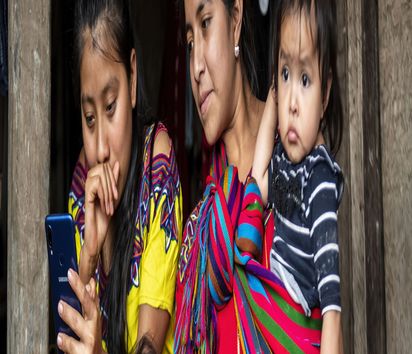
[234,45,240,58]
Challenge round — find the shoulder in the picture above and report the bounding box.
[143,122,179,188]
[143,121,173,159]
[153,128,172,159]
[307,146,342,180]
[305,145,344,203]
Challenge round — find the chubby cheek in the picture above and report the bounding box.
[277,96,289,137]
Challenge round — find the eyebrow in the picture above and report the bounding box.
[81,76,119,106]
[185,0,210,33]
[279,47,313,67]
[101,77,119,98]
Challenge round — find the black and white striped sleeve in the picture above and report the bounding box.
[308,162,342,315]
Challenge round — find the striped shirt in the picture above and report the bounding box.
[268,142,343,316]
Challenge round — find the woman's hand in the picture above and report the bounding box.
[57,269,103,354]
[80,161,119,284]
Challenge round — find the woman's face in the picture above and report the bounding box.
[80,33,136,205]
[185,0,239,146]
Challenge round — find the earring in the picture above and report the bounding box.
[234,45,240,58]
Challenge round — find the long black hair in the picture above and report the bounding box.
[177,0,260,97]
[272,0,343,155]
[73,1,152,353]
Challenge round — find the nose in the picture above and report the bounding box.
[193,39,205,84]
[96,119,109,164]
[289,81,299,117]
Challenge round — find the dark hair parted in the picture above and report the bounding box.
[177,0,259,97]
[272,0,343,155]
[73,1,153,353]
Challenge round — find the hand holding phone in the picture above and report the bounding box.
[45,213,82,344]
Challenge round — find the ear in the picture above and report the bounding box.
[322,70,332,119]
[130,48,137,109]
[232,0,243,49]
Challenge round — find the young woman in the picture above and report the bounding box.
[175,0,328,353]
[57,1,182,353]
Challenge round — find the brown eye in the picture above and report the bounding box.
[281,66,289,82]
[106,100,116,115]
[201,17,211,29]
[302,73,311,88]
[187,39,194,53]
[85,114,94,127]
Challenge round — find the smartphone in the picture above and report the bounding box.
[45,213,81,344]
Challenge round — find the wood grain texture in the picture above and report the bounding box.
[335,0,353,352]
[362,0,386,352]
[7,1,50,353]
[379,1,412,352]
[345,0,368,352]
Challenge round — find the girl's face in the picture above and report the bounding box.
[80,33,136,205]
[277,9,328,164]
[184,0,239,146]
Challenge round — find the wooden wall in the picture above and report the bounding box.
[338,0,412,352]
[7,0,50,353]
[379,1,412,352]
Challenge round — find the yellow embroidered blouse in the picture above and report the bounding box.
[68,123,182,353]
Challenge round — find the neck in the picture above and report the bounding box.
[222,78,264,182]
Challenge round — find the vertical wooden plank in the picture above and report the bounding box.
[346,0,368,352]
[362,0,386,353]
[379,1,412,352]
[335,0,353,352]
[7,0,50,353]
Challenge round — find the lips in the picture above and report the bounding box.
[199,90,212,116]
[287,127,299,143]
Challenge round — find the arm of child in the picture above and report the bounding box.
[320,310,343,354]
[309,161,344,354]
[252,86,277,205]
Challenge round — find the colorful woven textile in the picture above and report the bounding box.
[175,141,322,353]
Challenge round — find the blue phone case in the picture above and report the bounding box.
[45,213,81,345]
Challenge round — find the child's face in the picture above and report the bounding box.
[277,9,325,164]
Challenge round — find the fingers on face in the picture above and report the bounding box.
[102,163,112,215]
[107,162,119,202]
[88,163,119,216]
[86,173,106,213]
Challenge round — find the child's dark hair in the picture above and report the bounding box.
[272,0,343,155]
[73,1,152,353]
[177,0,259,97]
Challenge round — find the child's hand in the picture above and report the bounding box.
[320,310,343,354]
[266,80,277,125]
